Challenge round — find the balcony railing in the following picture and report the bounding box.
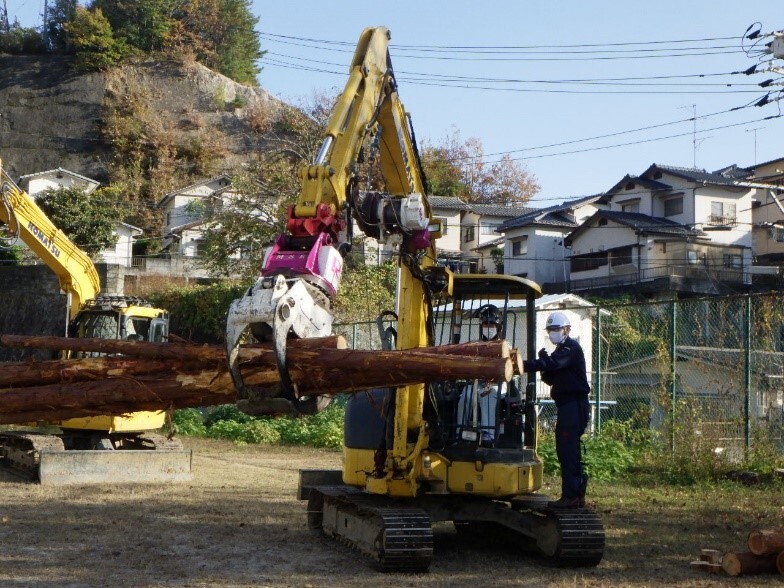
[707,215,737,227]
[545,263,750,294]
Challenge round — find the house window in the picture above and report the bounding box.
[621,201,639,213]
[480,222,500,235]
[166,212,171,226]
[434,216,448,235]
[664,197,683,217]
[195,239,207,257]
[512,236,528,256]
[598,218,608,226]
[625,182,635,190]
[464,225,474,242]
[709,201,736,226]
[723,254,742,269]
[571,251,608,272]
[610,246,634,266]
[687,250,699,265]
[775,228,784,242]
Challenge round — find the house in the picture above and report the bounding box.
[96,222,142,266]
[18,167,100,196]
[497,195,604,289]
[461,203,533,272]
[565,164,764,296]
[18,167,138,267]
[427,196,471,270]
[746,157,784,265]
[158,175,235,257]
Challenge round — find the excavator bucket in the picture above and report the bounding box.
[37,449,192,486]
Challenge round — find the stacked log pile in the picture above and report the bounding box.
[0,334,517,421]
[692,527,784,577]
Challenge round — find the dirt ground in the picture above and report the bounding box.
[0,439,781,588]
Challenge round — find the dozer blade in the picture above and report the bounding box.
[37,449,192,486]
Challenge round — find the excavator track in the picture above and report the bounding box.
[310,489,434,572]
[0,432,66,478]
[536,508,605,567]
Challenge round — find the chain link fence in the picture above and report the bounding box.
[336,292,784,461]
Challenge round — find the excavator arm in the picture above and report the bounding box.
[226,27,450,429]
[0,159,100,322]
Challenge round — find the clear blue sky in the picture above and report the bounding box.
[9,1,784,207]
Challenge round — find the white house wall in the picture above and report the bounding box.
[24,175,98,196]
[693,186,753,247]
[431,209,462,254]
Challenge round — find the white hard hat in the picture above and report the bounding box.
[545,311,571,329]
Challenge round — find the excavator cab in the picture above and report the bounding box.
[70,296,169,349]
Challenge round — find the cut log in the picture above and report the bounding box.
[721,551,778,576]
[0,333,516,420]
[0,334,346,362]
[747,529,784,556]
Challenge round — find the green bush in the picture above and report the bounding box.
[538,429,636,481]
[171,408,207,436]
[204,404,254,427]
[147,283,247,344]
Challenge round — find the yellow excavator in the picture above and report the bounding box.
[226,27,604,570]
[0,161,191,485]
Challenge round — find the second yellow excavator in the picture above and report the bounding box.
[0,162,191,485]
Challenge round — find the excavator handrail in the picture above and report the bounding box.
[0,159,100,319]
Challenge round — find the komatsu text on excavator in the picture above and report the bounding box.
[225,27,604,570]
[0,162,191,485]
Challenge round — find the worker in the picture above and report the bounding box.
[523,311,590,509]
[457,304,505,444]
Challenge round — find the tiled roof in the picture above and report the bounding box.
[644,164,739,187]
[467,203,535,217]
[606,174,672,194]
[497,194,602,231]
[428,196,471,210]
[568,210,700,243]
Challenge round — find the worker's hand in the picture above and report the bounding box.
[538,348,549,359]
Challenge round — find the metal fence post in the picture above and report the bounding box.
[352,323,357,349]
[744,295,752,453]
[594,308,602,433]
[670,300,677,454]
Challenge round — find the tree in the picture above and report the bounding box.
[194,163,292,278]
[36,186,128,255]
[421,129,539,206]
[0,23,46,54]
[90,0,177,53]
[45,0,78,52]
[65,6,128,72]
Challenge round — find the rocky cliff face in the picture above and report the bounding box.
[0,55,282,182]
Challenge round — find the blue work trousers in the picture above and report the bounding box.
[555,398,590,499]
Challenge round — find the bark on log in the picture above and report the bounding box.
[0,334,346,362]
[721,551,778,576]
[747,529,784,556]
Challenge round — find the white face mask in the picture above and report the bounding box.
[548,330,565,345]
[482,327,498,340]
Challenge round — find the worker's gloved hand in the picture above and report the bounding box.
[538,348,549,359]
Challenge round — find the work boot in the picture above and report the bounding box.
[547,496,585,509]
